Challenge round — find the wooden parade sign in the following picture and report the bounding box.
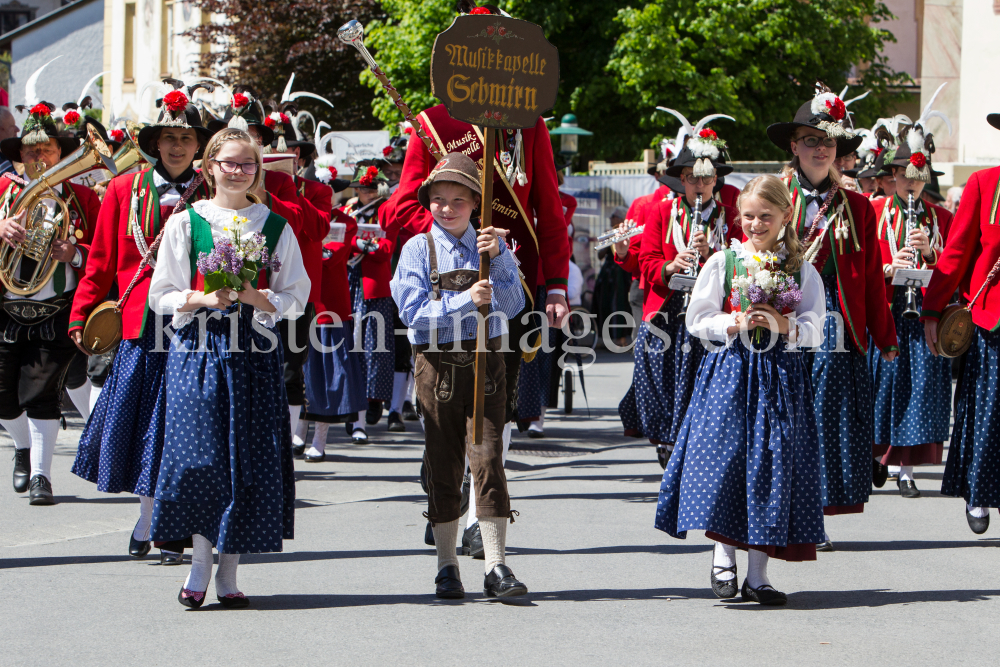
[431,13,559,445]
[431,14,559,129]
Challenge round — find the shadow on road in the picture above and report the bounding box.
[721,588,1000,610]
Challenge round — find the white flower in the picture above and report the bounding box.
[755,269,774,291]
[732,275,752,293]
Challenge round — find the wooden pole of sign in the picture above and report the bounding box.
[472,127,495,446]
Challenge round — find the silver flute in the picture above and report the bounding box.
[595,221,643,250]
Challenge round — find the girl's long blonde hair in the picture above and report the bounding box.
[201,128,264,193]
[737,174,803,272]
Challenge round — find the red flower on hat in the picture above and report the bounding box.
[63,110,81,125]
[232,93,249,109]
[264,116,277,129]
[873,147,883,157]
[163,90,188,113]
[910,152,927,169]
[359,165,379,187]
[825,97,846,121]
[29,103,51,116]
[279,113,291,124]
[699,128,717,140]
[470,7,491,14]
[327,166,338,179]
[404,126,414,135]
[382,146,392,156]
[110,129,125,143]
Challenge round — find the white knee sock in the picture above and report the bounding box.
[432,519,460,571]
[967,504,989,519]
[66,383,92,422]
[888,465,901,476]
[350,410,367,434]
[899,465,914,482]
[390,371,408,414]
[306,422,329,457]
[133,496,154,540]
[0,413,31,450]
[712,541,737,581]
[479,516,507,573]
[501,422,511,465]
[215,553,241,597]
[184,534,214,593]
[529,413,545,430]
[405,368,415,404]
[288,405,302,448]
[89,384,103,414]
[747,550,772,589]
[27,418,59,480]
[293,416,308,448]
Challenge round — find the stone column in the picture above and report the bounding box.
[920,0,963,163]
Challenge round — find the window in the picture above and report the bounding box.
[123,2,135,83]
[0,1,36,35]
[160,0,172,77]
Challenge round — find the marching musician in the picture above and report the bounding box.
[921,111,1000,535]
[69,84,213,560]
[768,85,897,550]
[0,102,100,505]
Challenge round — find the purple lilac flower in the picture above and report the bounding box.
[197,250,221,275]
[215,239,243,275]
[730,288,741,310]
[267,255,282,273]
[747,283,767,304]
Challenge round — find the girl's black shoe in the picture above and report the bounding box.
[178,588,206,609]
[966,509,990,535]
[217,593,250,609]
[711,565,738,598]
[872,459,889,488]
[740,579,787,606]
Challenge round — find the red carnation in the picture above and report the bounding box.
[359,165,379,187]
[232,93,249,109]
[382,146,392,156]
[327,166,338,179]
[29,103,51,116]
[163,90,188,113]
[873,147,883,157]
[498,27,506,36]
[825,97,846,121]
[63,110,81,125]
[909,152,927,169]
[404,126,414,135]
[264,116,277,129]
[486,25,495,36]
[470,7,491,14]
[699,128,717,140]
[110,129,125,143]
[279,113,291,124]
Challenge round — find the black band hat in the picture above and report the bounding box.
[1,102,80,163]
[766,82,863,158]
[136,80,215,159]
[350,159,392,198]
[206,85,275,147]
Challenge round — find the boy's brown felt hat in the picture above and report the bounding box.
[417,152,483,210]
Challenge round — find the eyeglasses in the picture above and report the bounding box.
[682,174,715,186]
[797,135,838,148]
[213,159,259,175]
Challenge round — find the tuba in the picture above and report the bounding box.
[0,123,116,296]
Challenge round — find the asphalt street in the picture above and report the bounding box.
[1,350,997,666]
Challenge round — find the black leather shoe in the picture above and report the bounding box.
[526,427,544,439]
[484,564,527,598]
[462,522,485,559]
[967,509,990,535]
[816,539,834,552]
[898,478,921,498]
[656,445,672,470]
[711,565,738,598]
[129,532,151,559]
[292,442,306,457]
[304,450,326,463]
[217,593,250,609]
[460,474,471,517]
[402,400,419,421]
[12,448,29,493]
[435,565,465,599]
[160,550,184,566]
[178,588,206,609]
[424,521,435,546]
[366,401,383,425]
[28,475,54,505]
[387,411,405,432]
[351,428,369,445]
[740,579,787,606]
[872,458,889,488]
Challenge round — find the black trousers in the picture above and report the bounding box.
[279,302,315,406]
[0,304,76,420]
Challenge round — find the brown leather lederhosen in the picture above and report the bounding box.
[414,231,510,524]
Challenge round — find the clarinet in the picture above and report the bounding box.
[902,192,920,320]
[679,195,703,317]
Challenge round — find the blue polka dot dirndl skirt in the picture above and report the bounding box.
[630,294,705,445]
[304,321,367,423]
[655,330,825,561]
[805,274,873,514]
[517,287,555,420]
[349,263,394,403]
[71,313,171,496]
[150,305,295,554]
[869,288,950,466]
[942,326,1000,507]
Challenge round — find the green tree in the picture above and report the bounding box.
[607,0,909,161]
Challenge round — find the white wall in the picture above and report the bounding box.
[956,0,1000,164]
[9,0,104,121]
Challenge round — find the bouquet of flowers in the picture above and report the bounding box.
[196,215,281,296]
[730,251,802,339]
